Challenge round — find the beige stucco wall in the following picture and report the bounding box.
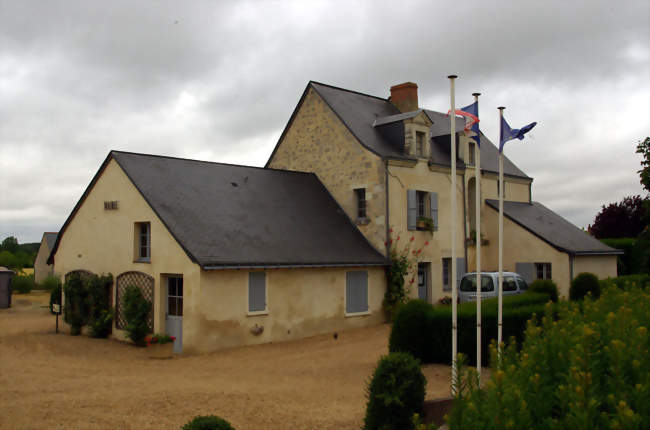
[573,255,618,280]
[53,158,201,342]
[267,87,387,255]
[193,266,386,353]
[34,237,54,284]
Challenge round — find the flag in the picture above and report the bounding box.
[461,101,480,147]
[447,107,479,133]
[499,117,537,153]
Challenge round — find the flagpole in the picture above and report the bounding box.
[497,106,505,353]
[448,75,458,393]
[473,92,482,381]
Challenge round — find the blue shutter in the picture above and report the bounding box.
[407,190,417,230]
[430,192,438,230]
[346,271,368,313]
[515,263,535,284]
[248,272,266,312]
[456,258,466,290]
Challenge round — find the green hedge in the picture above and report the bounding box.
[528,279,559,302]
[389,293,551,366]
[600,237,650,275]
[601,273,650,290]
[570,272,600,301]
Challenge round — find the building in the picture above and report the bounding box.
[34,232,58,284]
[49,80,620,353]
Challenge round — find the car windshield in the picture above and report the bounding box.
[460,275,494,292]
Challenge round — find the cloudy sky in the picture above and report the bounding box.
[1,0,648,244]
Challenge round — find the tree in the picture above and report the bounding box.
[590,195,647,239]
[1,236,19,253]
[635,136,650,192]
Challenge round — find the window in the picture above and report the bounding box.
[460,274,494,292]
[346,271,368,314]
[135,222,150,262]
[248,272,266,313]
[416,131,425,157]
[468,141,475,165]
[442,258,451,291]
[355,188,367,219]
[407,190,438,231]
[416,191,427,218]
[503,276,518,292]
[167,277,183,316]
[535,263,552,280]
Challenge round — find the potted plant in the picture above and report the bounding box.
[466,229,490,246]
[416,217,435,235]
[146,333,176,359]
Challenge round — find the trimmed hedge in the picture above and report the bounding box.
[570,272,600,301]
[528,279,559,302]
[601,273,650,290]
[182,415,235,430]
[364,352,426,430]
[389,293,551,366]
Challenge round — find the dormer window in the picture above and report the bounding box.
[416,131,425,157]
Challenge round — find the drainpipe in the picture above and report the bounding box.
[385,158,390,259]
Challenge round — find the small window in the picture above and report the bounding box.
[503,276,518,292]
[535,263,552,280]
[442,258,451,291]
[355,188,367,219]
[104,200,119,210]
[416,131,425,157]
[416,191,427,218]
[248,272,266,313]
[346,271,369,314]
[135,222,150,262]
[468,141,475,165]
[167,277,183,317]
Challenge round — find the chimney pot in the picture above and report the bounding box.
[390,82,418,113]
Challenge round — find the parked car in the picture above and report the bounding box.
[458,271,529,303]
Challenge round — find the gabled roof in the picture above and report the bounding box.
[485,200,622,255]
[43,232,58,250]
[50,151,388,269]
[373,109,434,127]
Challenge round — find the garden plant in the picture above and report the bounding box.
[570,272,600,301]
[122,284,151,346]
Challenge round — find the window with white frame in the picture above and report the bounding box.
[135,222,150,262]
[346,271,368,314]
[248,272,266,313]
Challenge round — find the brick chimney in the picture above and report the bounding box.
[390,82,418,112]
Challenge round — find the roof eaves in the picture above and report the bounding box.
[202,262,389,270]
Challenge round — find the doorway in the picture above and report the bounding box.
[417,263,429,302]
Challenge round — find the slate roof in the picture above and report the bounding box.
[373,109,434,127]
[50,151,388,269]
[485,200,622,255]
[43,232,58,250]
[303,82,529,178]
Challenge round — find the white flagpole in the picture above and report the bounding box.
[497,106,505,352]
[473,92,482,381]
[448,75,458,393]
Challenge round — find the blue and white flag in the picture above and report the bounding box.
[499,116,537,153]
[461,101,480,147]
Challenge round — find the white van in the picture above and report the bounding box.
[458,272,529,303]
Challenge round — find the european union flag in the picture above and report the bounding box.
[461,101,480,147]
[499,117,537,153]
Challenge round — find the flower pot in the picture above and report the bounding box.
[147,342,174,359]
[416,220,427,229]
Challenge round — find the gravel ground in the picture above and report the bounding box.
[0,292,458,429]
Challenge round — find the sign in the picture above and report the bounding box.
[52,304,61,314]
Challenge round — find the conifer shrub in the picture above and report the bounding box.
[122,285,151,346]
[570,272,600,301]
[64,274,89,335]
[528,279,559,302]
[364,352,426,430]
[87,274,113,338]
[182,415,235,430]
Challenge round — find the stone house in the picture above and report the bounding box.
[34,232,58,283]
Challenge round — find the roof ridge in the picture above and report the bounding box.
[309,81,388,102]
[110,150,313,176]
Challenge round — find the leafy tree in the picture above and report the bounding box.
[589,195,647,239]
[635,136,650,192]
[1,236,19,253]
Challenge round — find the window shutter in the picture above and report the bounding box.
[249,272,266,312]
[515,263,535,284]
[346,271,368,313]
[456,257,466,290]
[407,190,417,230]
[430,192,438,230]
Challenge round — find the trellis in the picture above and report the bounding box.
[115,271,154,331]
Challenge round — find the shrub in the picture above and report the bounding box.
[389,293,551,365]
[528,279,559,302]
[601,273,650,290]
[122,285,151,346]
[64,274,89,335]
[40,275,62,291]
[570,272,600,301]
[49,283,62,315]
[12,274,35,294]
[182,415,235,430]
[87,274,113,338]
[447,285,650,429]
[364,352,426,430]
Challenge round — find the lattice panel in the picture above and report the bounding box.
[64,270,94,283]
[115,271,154,331]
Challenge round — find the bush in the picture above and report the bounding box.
[40,275,62,291]
[389,293,551,365]
[12,274,35,294]
[49,283,62,315]
[570,272,600,301]
[528,279,559,302]
[64,274,89,335]
[122,285,151,346]
[364,352,426,430]
[87,274,113,338]
[447,285,650,429]
[182,415,235,430]
[601,273,650,290]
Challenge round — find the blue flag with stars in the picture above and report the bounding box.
[499,116,537,153]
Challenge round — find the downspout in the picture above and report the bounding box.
[385,158,390,258]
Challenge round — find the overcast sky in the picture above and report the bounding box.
[1,0,648,244]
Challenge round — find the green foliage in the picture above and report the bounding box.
[49,283,62,315]
[364,352,426,430]
[417,216,435,235]
[447,284,650,429]
[87,274,113,338]
[122,285,151,346]
[0,237,38,270]
[570,272,601,301]
[601,237,646,275]
[384,232,423,321]
[590,195,648,239]
[635,136,650,192]
[528,279,559,302]
[601,273,650,290]
[182,415,235,430]
[89,310,113,338]
[11,274,35,294]
[1,236,19,253]
[64,274,89,335]
[40,275,61,291]
[389,293,551,365]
